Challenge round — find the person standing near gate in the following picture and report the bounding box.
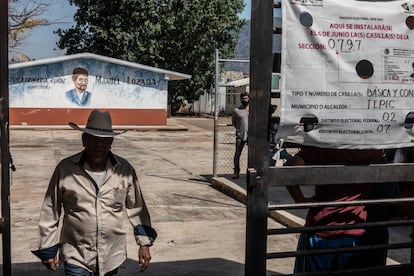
[32,109,157,275]
[231,92,249,179]
[285,147,397,273]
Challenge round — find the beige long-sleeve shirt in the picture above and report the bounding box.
[37,151,155,274]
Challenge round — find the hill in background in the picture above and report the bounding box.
[224,17,282,74]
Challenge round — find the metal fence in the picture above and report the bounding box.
[214,90,284,177]
[215,115,248,176]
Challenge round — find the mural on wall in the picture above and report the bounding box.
[9,58,168,109]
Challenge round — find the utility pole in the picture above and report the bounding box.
[0,0,12,274]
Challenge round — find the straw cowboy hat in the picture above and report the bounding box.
[69,109,126,137]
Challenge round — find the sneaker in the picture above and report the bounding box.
[231,172,239,179]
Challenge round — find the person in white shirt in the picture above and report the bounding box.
[33,109,156,275]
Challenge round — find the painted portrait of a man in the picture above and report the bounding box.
[65,67,92,106]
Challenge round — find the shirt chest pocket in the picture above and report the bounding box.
[112,181,128,210]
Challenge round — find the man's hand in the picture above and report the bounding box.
[138,245,152,272]
[41,255,59,271]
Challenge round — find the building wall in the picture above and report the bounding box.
[10,108,166,126]
[192,87,226,115]
[9,57,169,126]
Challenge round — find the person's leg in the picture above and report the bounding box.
[64,263,92,276]
[232,139,245,178]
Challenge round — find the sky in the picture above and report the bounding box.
[15,0,252,60]
[13,1,77,59]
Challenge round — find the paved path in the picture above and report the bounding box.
[3,116,410,275]
[2,117,297,275]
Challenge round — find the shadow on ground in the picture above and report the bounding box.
[5,258,282,276]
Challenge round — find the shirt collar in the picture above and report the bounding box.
[70,151,119,167]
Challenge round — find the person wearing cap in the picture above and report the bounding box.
[32,109,157,275]
[65,67,92,107]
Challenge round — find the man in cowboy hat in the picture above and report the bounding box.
[33,109,157,275]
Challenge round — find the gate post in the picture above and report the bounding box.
[213,49,219,177]
[0,0,12,274]
[245,0,274,275]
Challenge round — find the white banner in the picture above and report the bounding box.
[278,0,414,149]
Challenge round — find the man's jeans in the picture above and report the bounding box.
[64,263,118,276]
[233,138,247,173]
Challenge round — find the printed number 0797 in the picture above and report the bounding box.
[328,39,361,51]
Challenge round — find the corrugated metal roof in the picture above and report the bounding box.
[9,52,191,81]
[225,78,249,87]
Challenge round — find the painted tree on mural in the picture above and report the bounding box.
[8,0,51,48]
[56,0,245,111]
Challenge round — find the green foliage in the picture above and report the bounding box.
[56,0,245,110]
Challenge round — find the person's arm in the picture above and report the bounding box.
[124,166,157,271]
[125,170,157,245]
[32,166,63,270]
[286,185,312,203]
[284,153,313,203]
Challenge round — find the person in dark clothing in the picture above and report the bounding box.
[285,147,398,273]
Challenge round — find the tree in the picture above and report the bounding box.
[8,0,51,48]
[56,0,245,112]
